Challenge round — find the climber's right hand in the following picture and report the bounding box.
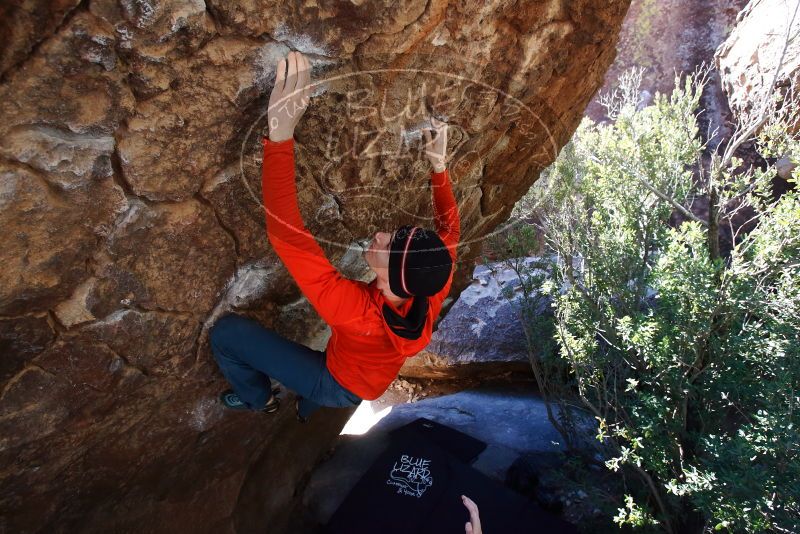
[268,51,311,143]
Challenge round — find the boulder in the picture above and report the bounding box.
[586,0,747,147]
[716,0,800,126]
[400,258,547,379]
[0,1,631,531]
[716,0,800,189]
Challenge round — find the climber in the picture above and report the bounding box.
[209,50,460,423]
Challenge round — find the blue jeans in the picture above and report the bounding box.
[209,313,362,418]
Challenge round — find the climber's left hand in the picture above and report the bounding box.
[268,51,311,143]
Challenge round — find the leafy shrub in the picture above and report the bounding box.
[497,68,799,533]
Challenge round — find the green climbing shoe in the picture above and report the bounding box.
[220,387,281,413]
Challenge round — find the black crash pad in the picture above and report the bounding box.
[326,422,578,534]
[388,417,487,465]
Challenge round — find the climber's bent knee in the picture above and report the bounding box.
[209,313,249,352]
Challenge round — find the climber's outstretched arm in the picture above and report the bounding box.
[431,167,460,263]
[424,118,460,263]
[421,118,460,302]
[262,51,370,327]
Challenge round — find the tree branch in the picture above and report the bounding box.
[635,173,709,226]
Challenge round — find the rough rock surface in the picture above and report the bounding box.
[0,1,630,532]
[400,259,546,379]
[716,0,800,126]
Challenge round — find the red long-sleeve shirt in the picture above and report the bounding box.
[261,137,460,400]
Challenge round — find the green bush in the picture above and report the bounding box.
[504,69,799,532]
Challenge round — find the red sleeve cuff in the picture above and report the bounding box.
[431,167,449,180]
[261,136,294,149]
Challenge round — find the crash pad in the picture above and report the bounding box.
[326,422,577,534]
[388,417,487,464]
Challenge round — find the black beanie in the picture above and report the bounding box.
[388,225,453,298]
